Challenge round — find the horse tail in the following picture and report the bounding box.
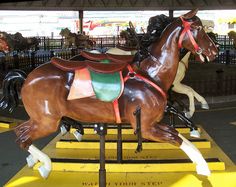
[0,69,27,112]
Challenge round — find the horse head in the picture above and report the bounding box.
[60,28,71,37]
[178,9,218,63]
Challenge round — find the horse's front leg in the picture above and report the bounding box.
[172,83,195,118]
[140,122,210,176]
[190,88,209,110]
[15,117,61,179]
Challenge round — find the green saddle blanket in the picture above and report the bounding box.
[89,59,123,102]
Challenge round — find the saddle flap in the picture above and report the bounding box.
[67,67,123,102]
[51,57,86,72]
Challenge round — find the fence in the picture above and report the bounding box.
[37,35,234,51]
[37,36,125,50]
[0,34,235,97]
[216,35,234,50]
[0,49,79,74]
[183,73,236,97]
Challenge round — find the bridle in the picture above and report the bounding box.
[178,16,202,55]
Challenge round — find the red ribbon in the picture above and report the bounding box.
[178,16,201,53]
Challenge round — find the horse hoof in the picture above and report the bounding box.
[201,103,209,110]
[26,154,38,168]
[190,130,201,138]
[60,125,68,136]
[184,112,192,119]
[196,163,211,176]
[73,130,83,142]
[38,165,51,179]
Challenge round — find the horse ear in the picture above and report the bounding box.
[182,9,198,19]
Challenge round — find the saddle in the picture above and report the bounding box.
[51,52,134,102]
[51,57,126,74]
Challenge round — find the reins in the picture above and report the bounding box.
[113,16,203,123]
[113,64,167,123]
[178,16,202,54]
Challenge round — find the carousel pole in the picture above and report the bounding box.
[79,10,83,34]
[169,9,174,19]
[94,123,107,187]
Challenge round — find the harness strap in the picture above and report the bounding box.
[178,16,201,54]
[113,65,167,123]
[113,99,121,123]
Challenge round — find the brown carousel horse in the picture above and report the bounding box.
[0,9,217,178]
[60,28,94,49]
[0,31,39,52]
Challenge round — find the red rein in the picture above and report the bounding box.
[178,16,202,54]
[113,16,201,123]
[113,65,167,123]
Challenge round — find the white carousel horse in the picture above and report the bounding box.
[172,52,209,118]
[106,47,137,55]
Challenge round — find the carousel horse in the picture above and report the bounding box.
[0,9,218,178]
[119,21,140,49]
[0,31,39,52]
[172,51,209,118]
[140,15,222,119]
[228,31,236,49]
[60,28,94,49]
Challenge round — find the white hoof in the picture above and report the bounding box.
[38,165,51,179]
[201,103,209,110]
[26,154,38,168]
[196,163,211,176]
[73,130,83,141]
[184,111,192,119]
[60,125,68,136]
[190,130,201,138]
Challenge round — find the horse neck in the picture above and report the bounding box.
[140,25,182,92]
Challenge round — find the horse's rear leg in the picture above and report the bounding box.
[15,117,60,178]
[140,123,210,176]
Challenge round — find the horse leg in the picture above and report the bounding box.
[172,83,195,118]
[60,117,84,142]
[14,117,61,178]
[139,122,210,176]
[190,88,209,110]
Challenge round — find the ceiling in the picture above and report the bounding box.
[0,0,235,11]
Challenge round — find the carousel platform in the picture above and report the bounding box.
[0,117,21,134]
[4,125,236,187]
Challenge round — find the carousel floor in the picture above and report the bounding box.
[0,100,236,187]
[3,123,236,187]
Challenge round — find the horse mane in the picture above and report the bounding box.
[139,14,175,59]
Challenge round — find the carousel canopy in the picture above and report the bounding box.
[0,0,235,10]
